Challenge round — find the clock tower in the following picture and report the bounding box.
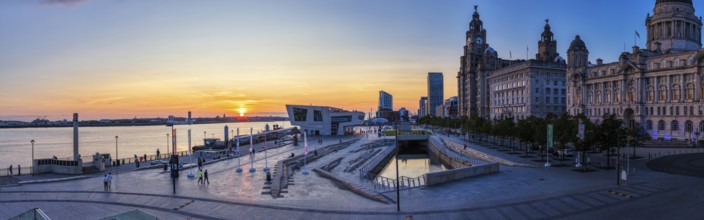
[458,5,489,117]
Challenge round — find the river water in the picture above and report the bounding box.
[0,121,291,167]
[378,154,448,179]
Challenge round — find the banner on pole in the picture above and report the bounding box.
[578,123,585,141]
[172,128,177,156]
[547,124,553,149]
[304,132,308,155]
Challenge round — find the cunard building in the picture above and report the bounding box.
[567,0,704,141]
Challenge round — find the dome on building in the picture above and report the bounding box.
[485,47,497,55]
[655,0,692,5]
[569,35,586,48]
[555,56,565,63]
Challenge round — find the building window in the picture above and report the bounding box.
[647,87,654,102]
[646,120,653,130]
[672,85,681,101]
[606,90,611,103]
[672,120,679,131]
[686,121,693,133]
[293,108,308,121]
[546,97,550,104]
[313,110,323,122]
[686,84,695,100]
[658,120,666,131]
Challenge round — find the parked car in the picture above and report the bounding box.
[552,149,575,157]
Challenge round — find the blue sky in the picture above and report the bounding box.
[0,0,700,120]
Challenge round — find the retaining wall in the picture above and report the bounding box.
[424,163,500,186]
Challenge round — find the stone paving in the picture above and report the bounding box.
[0,128,703,219]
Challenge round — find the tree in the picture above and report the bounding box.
[517,116,539,157]
[625,122,650,159]
[554,113,577,165]
[595,114,622,168]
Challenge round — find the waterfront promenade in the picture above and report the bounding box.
[1,131,703,219]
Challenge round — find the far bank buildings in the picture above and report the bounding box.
[457,0,704,141]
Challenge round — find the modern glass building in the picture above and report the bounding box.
[427,72,444,117]
[286,105,365,136]
[377,90,393,117]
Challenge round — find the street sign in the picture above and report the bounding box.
[547,124,553,149]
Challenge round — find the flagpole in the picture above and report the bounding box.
[187,121,194,178]
[263,133,270,172]
[249,127,256,173]
[303,132,309,175]
[236,128,242,172]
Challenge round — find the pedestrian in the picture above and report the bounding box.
[144,154,147,162]
[156,149,160,159]
[198,158,202,168]
[464,144,467,150]
[17,164,20,176]
[107,172,113,190]
[103,174,109,191]
[8,165,12,176]
[204,170,210,185]
[197,169,203,185]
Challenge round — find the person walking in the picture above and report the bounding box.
[8,165,12,176]
[144,154,147,162]
[197,169,203,185]
[197,157,202,168]
[103,174,109,191]
[204,170,210,185]
[17,164,20,176]
[156,149,160,159]
[107,172,113,190]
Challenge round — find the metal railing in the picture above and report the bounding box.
[358,143,395,179]
[360,173,427,192]
[0,166,33,177]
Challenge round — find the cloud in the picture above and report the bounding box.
[40,0,89,6]
[86,97,126,105]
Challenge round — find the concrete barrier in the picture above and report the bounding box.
[424,163,500,186]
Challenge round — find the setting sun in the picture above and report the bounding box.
[238,108,246,117]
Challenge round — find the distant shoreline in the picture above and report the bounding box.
[0,118,290,129]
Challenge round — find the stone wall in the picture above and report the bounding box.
[424,163,499,186]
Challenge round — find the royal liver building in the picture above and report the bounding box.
[457,6,567,119]
[567,0,704,141]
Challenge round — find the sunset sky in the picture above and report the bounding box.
[0,0,695,121]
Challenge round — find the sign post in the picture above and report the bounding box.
[576,123,585,168]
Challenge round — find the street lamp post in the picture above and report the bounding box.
[115,135,118,191]
[31,140,34,176]
[166,134,170,157]
[395,122,400,212]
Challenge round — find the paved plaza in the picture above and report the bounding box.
[1,132,704,219]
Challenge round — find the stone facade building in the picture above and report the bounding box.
[457,6,567,119]
[567,0,704,141]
